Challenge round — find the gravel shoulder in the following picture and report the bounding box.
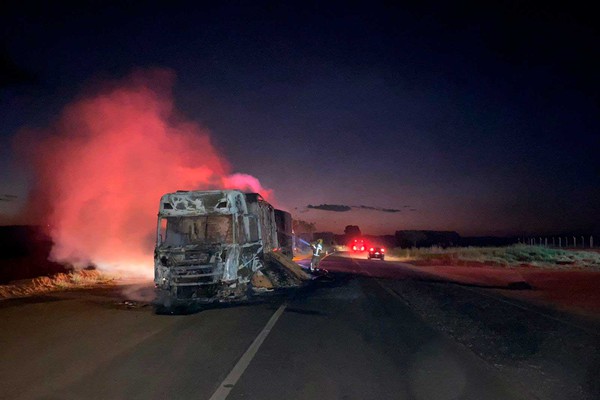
[381,278,600,400]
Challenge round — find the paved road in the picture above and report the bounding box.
[1,255,597,400]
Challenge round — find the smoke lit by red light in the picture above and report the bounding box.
[17,69,271,277]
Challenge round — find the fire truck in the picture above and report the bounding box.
[350,238,367,252]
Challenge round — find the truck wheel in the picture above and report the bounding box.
[153,288,177,314]
[154,297,175,314]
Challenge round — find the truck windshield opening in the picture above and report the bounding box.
[160,215,233,246]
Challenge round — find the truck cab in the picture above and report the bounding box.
[154,190,277,304]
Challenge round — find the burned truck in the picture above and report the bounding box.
[154,190,305,306]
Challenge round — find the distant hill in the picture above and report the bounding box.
[395,230,461,248]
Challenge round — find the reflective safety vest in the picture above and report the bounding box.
[313,243,323,256]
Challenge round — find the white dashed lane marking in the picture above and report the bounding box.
[208,302,287,400]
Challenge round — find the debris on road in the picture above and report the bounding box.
[117,300,150,309]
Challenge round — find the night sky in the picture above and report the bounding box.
[1,1,598,236]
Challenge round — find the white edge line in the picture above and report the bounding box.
[208,303,287,400]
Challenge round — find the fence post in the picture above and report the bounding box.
[559,237,562,248]
[591,236,594,248]
[545,238,548,247]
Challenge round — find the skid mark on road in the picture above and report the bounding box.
[208,303,287,400]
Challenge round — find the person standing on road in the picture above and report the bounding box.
[310,238,323,272]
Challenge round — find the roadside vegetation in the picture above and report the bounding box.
[389,245,600,270]
[0,269,116,299]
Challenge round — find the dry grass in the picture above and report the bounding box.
[0,270,116,299]
[389,245,600,270]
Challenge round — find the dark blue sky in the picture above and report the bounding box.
[1,1,598,235]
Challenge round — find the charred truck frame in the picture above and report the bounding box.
[154,190,296,306]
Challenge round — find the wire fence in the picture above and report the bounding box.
[518,236,595,249]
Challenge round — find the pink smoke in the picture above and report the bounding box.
[17,69,272,277]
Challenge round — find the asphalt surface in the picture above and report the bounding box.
[1,254,597,400]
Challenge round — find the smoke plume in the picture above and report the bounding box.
[17,69,271,278]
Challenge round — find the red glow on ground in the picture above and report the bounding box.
[17,69,271,277]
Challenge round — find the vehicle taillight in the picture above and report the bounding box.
[370,248,374,251]
[381,248,385,252]
[352,246,356,250]
[361,246,364,251]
